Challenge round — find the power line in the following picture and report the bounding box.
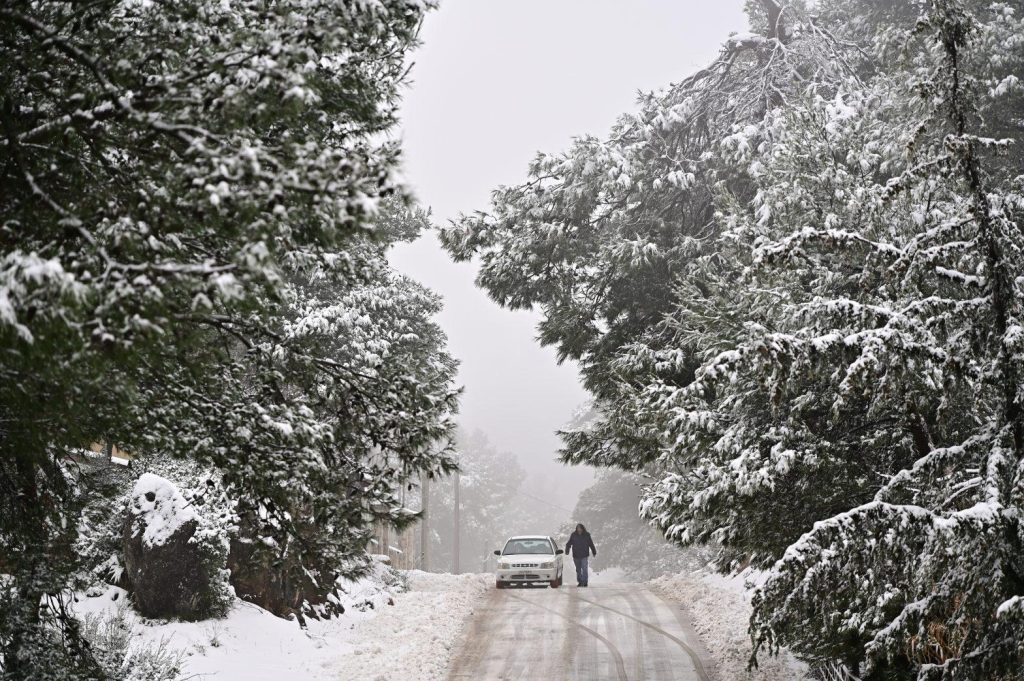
[512,489,576,515]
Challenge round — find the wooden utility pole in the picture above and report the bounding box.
[420,474,430,571]
[453,470,461,574]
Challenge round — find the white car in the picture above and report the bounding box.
[493,535,564,589]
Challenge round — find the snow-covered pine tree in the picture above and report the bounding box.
[439,0,863,565]
[440,0,859,475]
[741,2,1024,677]
[441,0,1023,677]
[1,2,457,677]
[599,0,1024,676]
[628,1,1023,675]
[164,198,460,620]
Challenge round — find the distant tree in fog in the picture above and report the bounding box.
[428,430,526,572]
[566,469,702,580]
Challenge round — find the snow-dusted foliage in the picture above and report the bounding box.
[1,1,457,677]
[743,4,1024,678]
[442,0,1023,678]
[441,0,861,474]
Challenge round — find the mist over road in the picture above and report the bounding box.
[447,583,715,681]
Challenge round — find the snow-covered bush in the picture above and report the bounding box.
[333,554,407,614]
[79,602,184,681]
[75,460,138,589]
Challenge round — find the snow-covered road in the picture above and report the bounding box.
[447,583,716,681]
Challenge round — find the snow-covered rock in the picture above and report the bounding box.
[122,473,226,620]
[127,473,197,547]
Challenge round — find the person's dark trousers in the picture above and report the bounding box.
[573,556,589,586]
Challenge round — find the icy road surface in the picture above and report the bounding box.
[447,583,716,681]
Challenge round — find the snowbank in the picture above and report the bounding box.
[76,585,341,680]
[72,565,490,680]
[650,570,809,681]
[327,571,491,681]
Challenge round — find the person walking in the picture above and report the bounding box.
[565,523,597,587]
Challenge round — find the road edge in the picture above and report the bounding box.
[648,588,722,681]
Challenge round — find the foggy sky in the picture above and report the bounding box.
[390,0,749,508]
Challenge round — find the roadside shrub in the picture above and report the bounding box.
[79,601,184,681]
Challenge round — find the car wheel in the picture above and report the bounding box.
[496,580,505,589]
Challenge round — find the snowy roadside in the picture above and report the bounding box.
[71,565,490,680]
[327,571,491,681]
[649,570,809,681]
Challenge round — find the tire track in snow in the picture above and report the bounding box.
[567,591,711,681]
[506,592,628,681]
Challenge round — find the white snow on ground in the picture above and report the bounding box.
[327,571,491,681]
[75,585,354,680]
[589,565,632,583]
[650,569,810,681]
[72,564,490,680]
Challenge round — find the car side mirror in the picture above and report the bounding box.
[556,549,564,555]
[493,550,501,556]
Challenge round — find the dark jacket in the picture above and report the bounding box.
[565,531,596,559]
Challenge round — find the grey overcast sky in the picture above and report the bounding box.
[390,0,749,504]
